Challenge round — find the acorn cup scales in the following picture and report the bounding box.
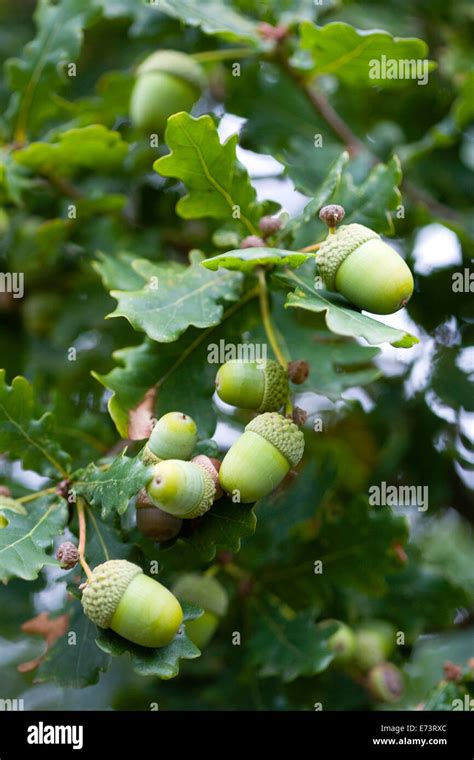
[219,412,305,503]
[81,560,183,648]
[215,359,288,412]
[317,223,414,314]
[146,459,216,518]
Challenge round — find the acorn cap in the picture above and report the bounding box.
[81,560,142,629]
[246,412,305,467]
[173,574,228,617]
[136,50,207,92]
[261,360,288,411]
[192,455,223,499]
[147,459,216,518]
[317,223,379,290]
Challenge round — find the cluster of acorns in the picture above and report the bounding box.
[74,358,305,650]
[322,619,404,703]
[69,46,416,664]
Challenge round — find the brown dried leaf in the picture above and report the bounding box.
[128,387,156,440]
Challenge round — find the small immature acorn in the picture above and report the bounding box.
[258,215,282,237]
[291,406,308,427]
[367,662,404,703]
[215,359,289,412]
[81,559,183,648]
[136,506,182,542]
[240,235,266,249]
[172,573,229,649]
[130,50,207,135]
[317,222,414,314]
[287,359,309,385]
[219,412,305,503]
[142,411,198,465]
[56,541,80,570]
[318,619,356,665]
[136,488,182,542]
[146,459,216,519]
[319,204,345,228]
[354,620,396,671]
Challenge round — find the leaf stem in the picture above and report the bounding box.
[204,564,220,578]
[256,268,287,369]
[77,497,93,581]
[223,562,249,582]
[16,486,57,504]
[192,48,258,63]
[299,242,321,252]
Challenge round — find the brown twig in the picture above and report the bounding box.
[77,497,93,581]
[278,53,461,222]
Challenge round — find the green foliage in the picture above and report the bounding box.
[74,454,153,519]
[154,113,264,233]
[108,251,243,342]
[0,497,68,582]
[96,603,202,679]
[299,22,435,86]
[0,0,471,708]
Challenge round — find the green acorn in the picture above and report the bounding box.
[146,459,216,518]
[317,223,414,314]
[130,50,207,135]
[81,560,183,648]
[142,411,198,465]
[354,620,396,671]
[215,359,288,412]
[318,620,356,665]
[367,662,404,703]
[172,573,228,649]
[219,412,305,503]
[136,488,182,542]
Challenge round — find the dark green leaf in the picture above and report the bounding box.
[0,498,68,582]
[154,113,264,234]
[108,251,243,343]
[0,371,71,477]
[74,454,153,520]
[248,603,337,682]
[180,497,257,561]
[202,248,310,272]
[95,602,201,679]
